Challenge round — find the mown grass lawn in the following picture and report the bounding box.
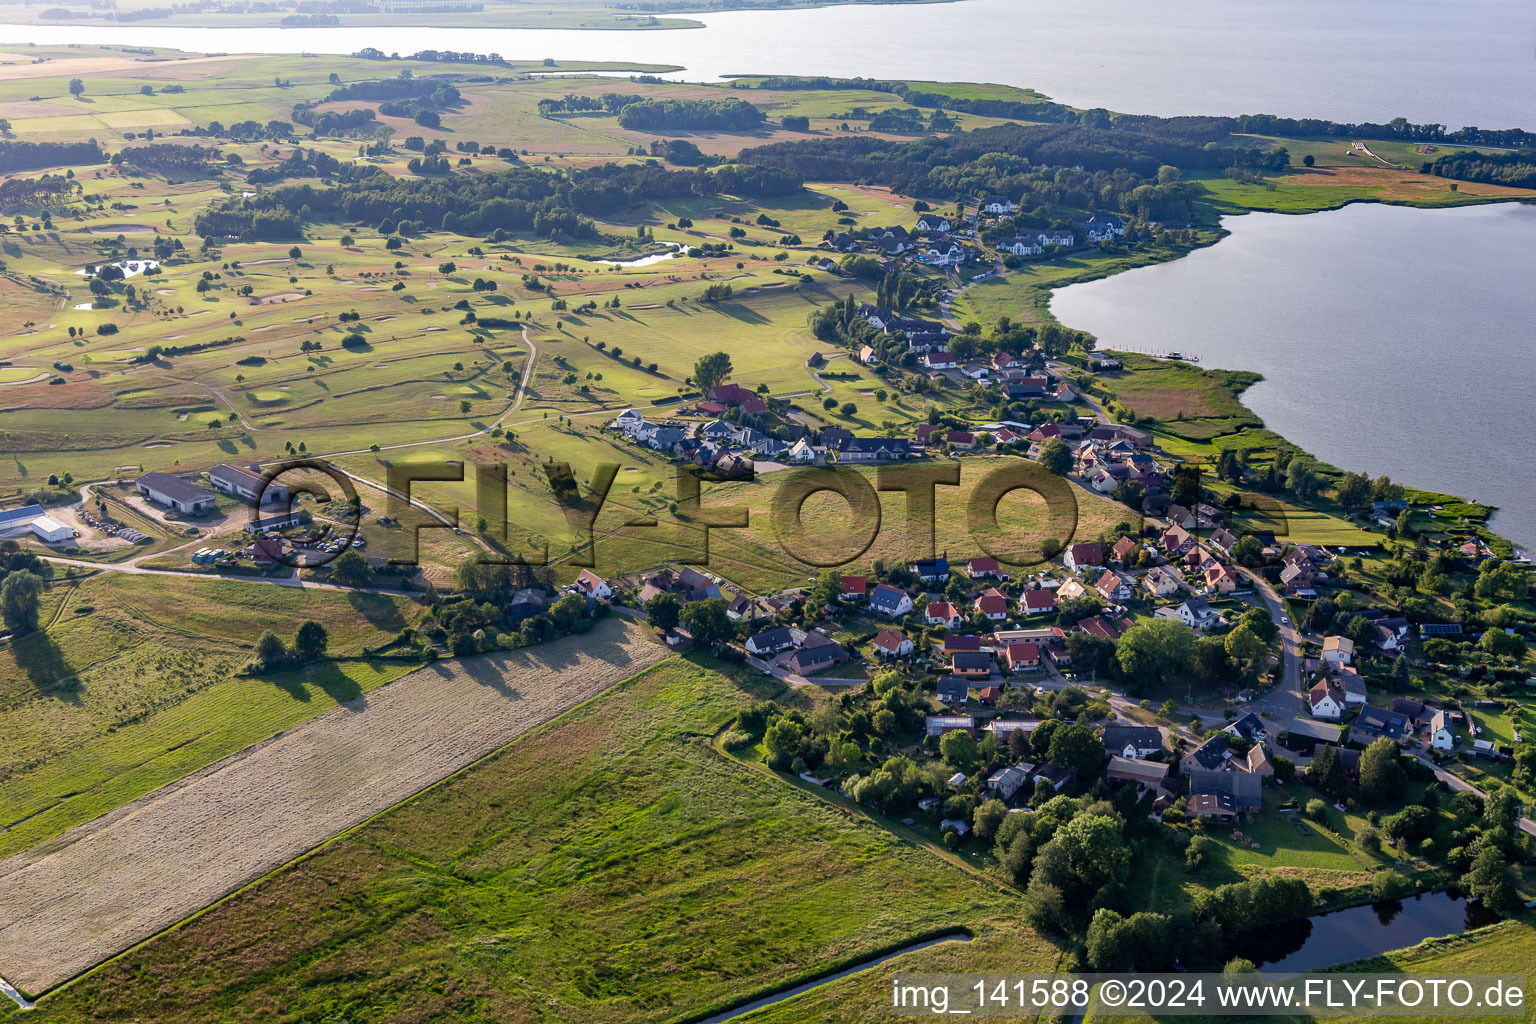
[23,656,1028,1024]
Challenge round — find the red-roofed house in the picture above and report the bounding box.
[1111,535,1139,565]
[992,427,1025,446]
[974,588,1009,622]
[710,383,768,415]
[574,569,613,600]
[926,601,963,628]
[923,351,957,370]
[1002,641,1043,673]
[1021,589,1057,615]
[946,431,976,450]
[1028,424,1063,443]
[839,574,868,600]
[871,627,914,658]
[967,556,1004,579]
[1063,542,1103,572]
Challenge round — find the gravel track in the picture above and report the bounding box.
[0,618,665,995]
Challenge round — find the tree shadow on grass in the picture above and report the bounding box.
[347,590,409,633]
[712,301,770,325]
[12,630,78,702]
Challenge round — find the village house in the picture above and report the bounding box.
[838,437,915,463]
[1208,528,1240,556]
[1095,571,1134,603]
[1001,641,1043,674]
[1142,566,1184,598]
[1021,588,1057,615]
[937,675,970,706]
[1428,708,1456,751]
[1101,725,1164,760]
[871,627,915,658]
[1188,792,1239,825]
[1161,524,1196,556]
[745,627,797,657]
[1181,734,1231,775]
[786,640,850,676]
[1308,681,1347,719]
[1111,535,1139,565]
[951,650,994,679]
[922,350,958,370]
[1063,541,1103,572]
[925,601,964,629]
[914,557,950,583]
[986,764,1032,802]
[839,575,868,600]
[1177,596,1220,630]
[1321,635,1355,667]
[979,194,1018,215]
[708,382,768,415]
[1225,712,1268,742]
[1165,505,1198,530]
[915,213,952,233]
[1349,704,1411,745]
[869,583,914,618]
[572,569,613,601]
[974,588,1010,622]
[920,235,968,266]
[1075,214,1126,242]
[1204,562,1238,595]
[967,555,1006,580]
[996,236,1042,256]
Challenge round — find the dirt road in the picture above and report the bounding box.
[0,618,666,996]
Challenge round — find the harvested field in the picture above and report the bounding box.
[0,618,666,996]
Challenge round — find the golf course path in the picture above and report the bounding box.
[0,618,666,997]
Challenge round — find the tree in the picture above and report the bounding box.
[1231,534,1265,567]
[1464,845,1520,914]
[1056,814,1130,889]
[1358,737,1406,805]
[0,569,43,635]
[1305,743,1346,797]
[973,798,1007,841]
[1046,722,1105,777]
[692,350,733,392]
[1382,805,1435,846]
[646,592,681,631]
[68,78,85,98]
[1223,622,1269,683]
[329,549,372,587]
[681,597,733,648]
[1115,619,1196,693]
[549,591,586,630]
[1036,437,1072,476]
[293,620,329,662]
[940,728,980,771]
[253,629,288,669]
[763,717,803,770]
[1480,628,1526,660]
[1171,466,1200,508]
[288,246,302,259]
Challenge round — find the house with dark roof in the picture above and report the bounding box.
[913,557,950,582]
[1225,712,1268,742]
[209,464,290,507]
[937,675,970,706]
[1187,768,1262,813]
[1349,704,1411,744]
[745,627,797,656]
[1101,726,1164,760]
[1021,589,1056,615]
[838,437,915,463]
[1180,734,1230,774]
[787,642,849,676]
[868,583,914,618]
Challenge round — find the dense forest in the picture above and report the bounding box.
[739,123,1256,224]
[1422,149,1536,190]
[0,140,106,175]
[193,159,802,242]
[615,97,765,132]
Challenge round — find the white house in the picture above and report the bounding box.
[869,583,914,618]
[1142,566,1183,598]
[1075,214,1127,243]
[1177,597,1219,630]
[573,569,612,600]
[925,601,964,629]
[915,213,952,233]
[986,765,1031,801]
[1428,708,1456,751]
[788,438,818,462]
[996,236,1042,256]
[1308,681,1346,720]
[1321,635,1355,667]
[922,351,957,370]
[979,195,1017,215]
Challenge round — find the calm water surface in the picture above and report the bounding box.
[1052,201,1536,548]
[3,0,1536,126]
[1236,891,1499,973]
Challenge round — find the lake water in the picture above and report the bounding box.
[1052,202,1536,549]
[5,0,1536,127]
[1236,891,1499,973]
